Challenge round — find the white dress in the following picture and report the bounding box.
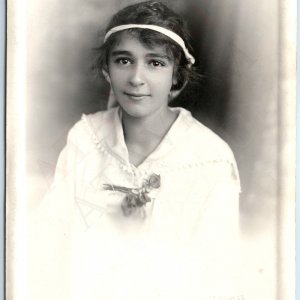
[29,107,242,300]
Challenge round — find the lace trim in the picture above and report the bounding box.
[80,113,241,191]
[81,114,133,174]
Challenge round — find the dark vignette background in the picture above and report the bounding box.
[26,1,279,298]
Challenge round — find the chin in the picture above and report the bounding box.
[121,106,149,119]
[117,101,149,118]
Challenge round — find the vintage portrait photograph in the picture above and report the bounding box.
[6,0,296,299]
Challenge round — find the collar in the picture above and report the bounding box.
[83,107,195,167]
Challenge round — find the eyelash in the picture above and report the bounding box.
[114,58,166,67]
[150,60,165,67]
[115,58,132,65]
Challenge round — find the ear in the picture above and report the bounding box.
[102,69,111,84]
[172,73,178,86]
[169,80,188,101]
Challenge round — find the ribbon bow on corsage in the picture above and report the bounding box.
[103,173,161,216]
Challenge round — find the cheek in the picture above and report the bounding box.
[107,63,124,83]
[152,69,173,84]
[157,74,173,93]
[109,72,126,89]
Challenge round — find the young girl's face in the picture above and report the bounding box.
[107,32,176,119]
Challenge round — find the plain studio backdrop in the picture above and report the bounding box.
[8,0,294,299]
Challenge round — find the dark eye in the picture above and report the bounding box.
[150,60,165,67]
[116,58,131,65]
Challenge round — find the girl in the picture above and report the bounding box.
[30,1,241,299]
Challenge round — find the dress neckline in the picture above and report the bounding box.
[83,106,195,169]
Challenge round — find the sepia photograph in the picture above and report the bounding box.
[6,0,296,299]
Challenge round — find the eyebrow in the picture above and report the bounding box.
[111,50,172,61]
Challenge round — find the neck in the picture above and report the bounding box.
[121,107,178,164]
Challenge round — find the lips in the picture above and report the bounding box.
[124,92,150,100]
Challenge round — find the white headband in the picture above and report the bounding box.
[104,24,195,65]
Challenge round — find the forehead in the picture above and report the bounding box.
[109,31,172,57]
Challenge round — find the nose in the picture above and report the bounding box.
[128,63,145,87]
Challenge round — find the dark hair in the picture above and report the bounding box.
[92,1,199,93]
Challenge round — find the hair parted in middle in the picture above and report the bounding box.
[92,1,199,96]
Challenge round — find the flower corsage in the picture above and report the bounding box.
[103,173,161,216]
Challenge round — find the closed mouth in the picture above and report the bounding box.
[124,92,150,99]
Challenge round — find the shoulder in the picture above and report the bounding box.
[70,108,115,134]
[176,108,235,163]
[66,108,117,149]
[176,109,240,190]
[82,108,116,127]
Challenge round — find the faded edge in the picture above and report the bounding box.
[277,0,296,299]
